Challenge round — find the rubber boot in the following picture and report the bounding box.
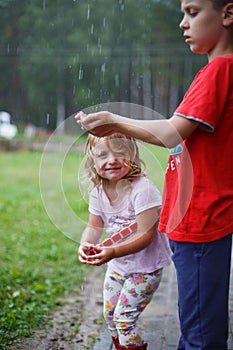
[112,336,120,349]
[117,344,147,350]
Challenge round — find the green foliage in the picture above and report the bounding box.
[0,150,90,347]
[0,0,206,130]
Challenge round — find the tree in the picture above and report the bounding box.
[0,0,27,121]
[0,0,205,130]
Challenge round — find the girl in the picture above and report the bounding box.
[76,1,233,348]
[78,133,171,350]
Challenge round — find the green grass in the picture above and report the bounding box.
[0,144,168,348]
[0,150,91,348]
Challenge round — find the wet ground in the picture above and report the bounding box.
[9,259,233,350]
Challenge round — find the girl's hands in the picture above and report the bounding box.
[78,242,115,266]
[78,243,99,264]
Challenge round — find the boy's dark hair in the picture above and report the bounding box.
[210,0,233,10]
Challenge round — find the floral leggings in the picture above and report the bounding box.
[103,267,163,346]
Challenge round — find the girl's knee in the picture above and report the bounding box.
[104,309,114,323]
[104,301,116,324]
[113,307,139,325]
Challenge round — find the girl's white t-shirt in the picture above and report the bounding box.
[89,177,171,275]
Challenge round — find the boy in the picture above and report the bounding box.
[76,1,233,349]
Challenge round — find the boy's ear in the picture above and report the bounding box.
[222,3,233,26]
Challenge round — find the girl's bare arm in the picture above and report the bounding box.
[80,213,104,245]
[78,214,104,263]
[111,206,160,257]
[85,206,161,266]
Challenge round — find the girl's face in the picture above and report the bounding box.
[179,0,227,60]
[92,139,131,182]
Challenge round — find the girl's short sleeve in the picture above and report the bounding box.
[132,178,162,216]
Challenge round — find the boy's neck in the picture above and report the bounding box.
[207,32,233,62]
[208,51,233,62]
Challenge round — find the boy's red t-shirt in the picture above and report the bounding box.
[158,55,233,242]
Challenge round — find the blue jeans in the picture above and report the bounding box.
[169,234,232,350]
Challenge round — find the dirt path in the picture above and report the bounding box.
[9,267,105,350]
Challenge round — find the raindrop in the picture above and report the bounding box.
[115,74,119,87]
[87,4,90,20]
[42,0,46,9]
[98,38,102,55]
[90,24,94,34]
[101,63,106,73]
[79,65,83,80]
[46,113,50,125]
[119,0,125,11]
[101,63,106,84]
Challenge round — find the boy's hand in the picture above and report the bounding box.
[74,111,117,137]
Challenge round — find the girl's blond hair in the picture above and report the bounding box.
[84,133,145,187]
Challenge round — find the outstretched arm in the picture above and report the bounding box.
[84,206,161,266]
[75,111,199,148]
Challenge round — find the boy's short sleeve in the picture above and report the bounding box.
[174,57,232,131]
